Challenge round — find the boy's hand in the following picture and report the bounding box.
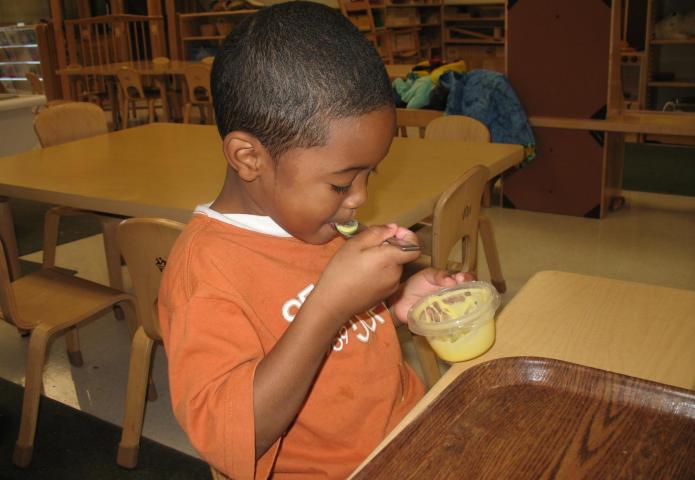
[389,268,476,324]
[312,224,421,323]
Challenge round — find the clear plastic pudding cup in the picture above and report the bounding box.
[407,281,501,363]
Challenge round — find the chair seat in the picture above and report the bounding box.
[10,268,130,329]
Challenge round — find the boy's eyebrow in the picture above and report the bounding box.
[332,165,373,174]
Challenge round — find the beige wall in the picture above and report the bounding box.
[0,1,52,26]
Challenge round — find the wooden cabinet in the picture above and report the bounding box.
[442,0,505,71]
[178,10,257,61]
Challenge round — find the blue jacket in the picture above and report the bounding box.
[441,70,535,164]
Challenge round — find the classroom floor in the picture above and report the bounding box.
[0,192,693,460]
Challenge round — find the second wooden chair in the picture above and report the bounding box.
[33,102,126,294]
[116,66,168,128]
[1,234,136,467]
[182,64,214,124]
[406,165,492,389]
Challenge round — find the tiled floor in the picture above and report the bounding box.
[1,192,694,460]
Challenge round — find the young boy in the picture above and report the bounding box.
[158,2,467,478]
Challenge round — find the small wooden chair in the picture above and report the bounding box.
[182,64,214,124]
[65,64,108,107]
[405,165,491,389]
[33,102,126,294]
[116,218,184,468]
[115,66,168,128]
[0,236,136,467]
[422,115,506,294]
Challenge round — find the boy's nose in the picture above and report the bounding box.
[343,182,368,209]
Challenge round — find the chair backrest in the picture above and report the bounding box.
[431,165,490,272]
[26,72,44,95]
[183,64,212,103]
[0,236,21,328]
[33,101,108,147]
[395,108,444,138]
[424,115,491,143]
[116,66,145,100]
[117,218,185,341]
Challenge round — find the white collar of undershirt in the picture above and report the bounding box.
[194,203,292,237]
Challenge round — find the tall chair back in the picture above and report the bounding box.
[430,165,490,272]
[182,64,213,124]
[424,115,491,142]
[117,218,184,341]
[116,66,146,101]
[33,102,107,147]
[183,64,212,103]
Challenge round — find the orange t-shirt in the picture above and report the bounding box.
[159,211,424,479]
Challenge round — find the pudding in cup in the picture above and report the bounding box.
[407,281,501,362]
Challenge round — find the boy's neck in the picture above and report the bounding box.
[211,170,263,216]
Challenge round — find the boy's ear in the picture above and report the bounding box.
[221,131,271,182]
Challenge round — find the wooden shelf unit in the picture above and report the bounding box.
[339,0,443,63]
[442,1,505,71]
[178,10,258,61]
[638,0,695,144]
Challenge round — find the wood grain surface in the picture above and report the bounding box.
[353,357,695,479]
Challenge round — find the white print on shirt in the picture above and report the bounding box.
[281,284,387,352]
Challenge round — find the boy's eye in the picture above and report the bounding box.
[330,184,351,194]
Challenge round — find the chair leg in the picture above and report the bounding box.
[65,326,84,367]
[99,217,125,291]
[148,100,155,124]
[412,333,441,389]
[482,181,493,208]
[0,197,22,280]
[478,216,506,293]
[42,207,61,268]
[121,99,130,129]
[183,103,191,124]
[13,323,54,467]
[117,327,156,469]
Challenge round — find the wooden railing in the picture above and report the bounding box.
[64,15,166,67]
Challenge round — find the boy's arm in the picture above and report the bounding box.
[252,225,420,458]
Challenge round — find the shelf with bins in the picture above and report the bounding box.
[384,1,443,61]
[0,25,42,94]
[339,0,442,63]
[637,0,695,145]
[442,2,505,69]
[178,10,258,61]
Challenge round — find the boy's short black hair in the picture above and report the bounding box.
[211,1,394,159]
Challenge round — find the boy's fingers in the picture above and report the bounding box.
[352,224,398,247]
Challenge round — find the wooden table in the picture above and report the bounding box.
[352,270,695,475]
[0,123,524,276]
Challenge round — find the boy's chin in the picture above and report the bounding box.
[293,226,340,245]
